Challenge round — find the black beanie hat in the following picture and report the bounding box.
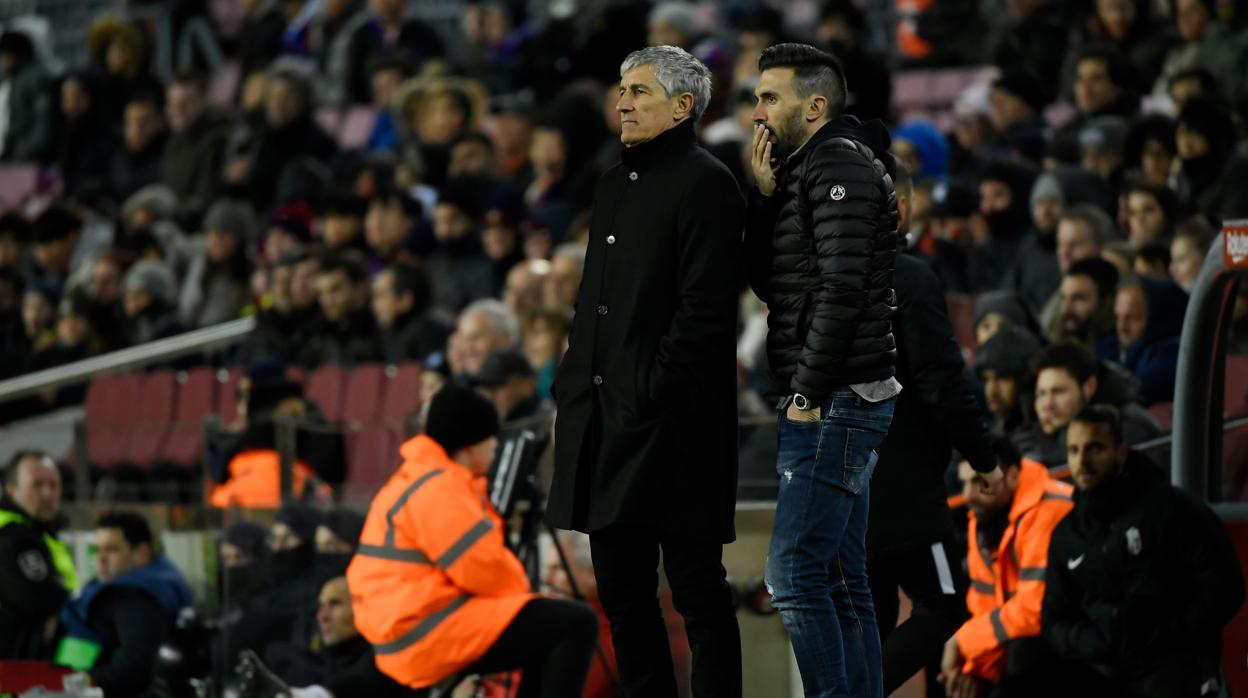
[322,509,365,548]
[425,384,500,455]
[275,503,323,545]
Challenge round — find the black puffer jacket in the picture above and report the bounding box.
[745,117,899,404]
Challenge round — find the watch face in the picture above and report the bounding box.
[794,395,808,410]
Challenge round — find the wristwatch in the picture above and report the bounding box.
[793,393,814,411]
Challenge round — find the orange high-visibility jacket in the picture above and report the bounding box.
[956,459,1073,682]
[208,449,327,508]
[346,435,535,689]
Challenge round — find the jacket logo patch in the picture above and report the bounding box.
[830,185,846,201]
[18,549,48,581]
[1126,526,1142,555]
[1066,554,1084,570]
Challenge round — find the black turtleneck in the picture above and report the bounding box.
[619,117,698,170]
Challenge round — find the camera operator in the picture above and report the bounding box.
[348,384,598,695]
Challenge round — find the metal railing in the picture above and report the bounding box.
[0,317,255,405]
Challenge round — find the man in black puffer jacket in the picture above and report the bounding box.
[744,42,899,698]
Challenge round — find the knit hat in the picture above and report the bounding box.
[992,71,1048,114]
[123,184,177,221]
[474,349,534,388]
[222,521,269,562]
[123,260,177,305]
[891,122,950,179]
[203,199,258,241]
[973,290,1030,330]
[246,378,303,418]
[321,509,365,548]
[1078,116,1129,156]
[974,324,1042,379]
[425,384,500,454]
[1030,171,1064,207]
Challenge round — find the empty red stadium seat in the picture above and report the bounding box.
[305,364,347,424]
[1226,355,1248,418]
[342,364,385,426]
[1148,402,1175,431]
[83,373,143,469]
[160,367,218,468]
[380,362,423,435]
[124,370,176,468]
[338,107,377,150]
[344,428,399,504]
[217,367,243,425]
[0,165,39,208]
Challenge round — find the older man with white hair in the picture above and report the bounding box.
[547,45,744,697]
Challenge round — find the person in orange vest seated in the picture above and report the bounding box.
[938,436,1074,697]
[347,385,598,696]
[209,378,331,508]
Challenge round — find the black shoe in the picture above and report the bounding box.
[234,649,291,698]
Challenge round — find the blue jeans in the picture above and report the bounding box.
[765,388,896,698]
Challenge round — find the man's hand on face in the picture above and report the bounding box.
[751,123,778,197]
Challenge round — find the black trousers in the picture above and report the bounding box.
[467,598,599,698]
[588,525,742,698]
[868,536,969,696]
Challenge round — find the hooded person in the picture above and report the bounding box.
[313,508,364,587]
[1096,275,1188,405]
[973,290,1033,347]
[1173,96,1248,224]
[892,122,950,180]
[973,159,1038,289]
[974,324,1042,438]
[219,521,272,605]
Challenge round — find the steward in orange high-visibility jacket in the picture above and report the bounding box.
[940,438,1073,692]
[347,384,597,695]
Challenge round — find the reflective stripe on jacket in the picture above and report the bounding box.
[956,459,1073,681]
[346,435,534,689]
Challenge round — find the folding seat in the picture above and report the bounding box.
[159,367,218,468]
[124,370,176,469]
[82,373,142,470]
[1147,402,1174,432]
[1224,355,1248,418]
[305,364,347,424]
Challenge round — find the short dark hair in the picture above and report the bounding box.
[1173,215,1217,256]
[1031,341,1099,386]
[1065,257,1120,301]
[0,212,32,242]
[1168,67,1223,103]
[452,131,495,153]
[97,511,154,549]
[1071,404,1124,445]
[318,252,367,284]
[386,261,432,314]
[126,87,165,112]
[758,43,847,119]
[170,69,208,93]
[3,450,51,487]
[1124,180,1179,229]
[1075,44,1135,93]
[990,434,1023,471]
[32,205,82,245]
[1135,242,1171,270]
[371,185,422,219]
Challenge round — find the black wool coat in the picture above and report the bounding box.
[546,119,744,543]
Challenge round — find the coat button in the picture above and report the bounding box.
[592,375,603,386]
[606,235,616,245]
[597,305,608,316]
[628,171,638,181]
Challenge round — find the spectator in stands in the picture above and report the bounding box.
[235,0,286,79]
[428,181,494,312]
[921,178,984,293]
[1153,0,1248,108]
[481,195,527,296]
[263,203,314,267]
[974,290,1032,347]
[1077,115,1128,196]
[988,0,1071,99]
[1051,45,1139,164]
[85,18,161,125]
[363,184,419,271]
[218,521,272,604]
[225,68,337,210]
[448,131,498,180]
[0,212,29,273]
[988,72,1049,160]
[1166,66,1223,113]
[1123,181,1179,250]
[180,199,255,329]
[1048,257,1120,346]
[1132,242,1170,277]
[1065,0,1171,98]
[1097,276,1187,405]
[26,291,105,377]
[30,206,82,299]
[503,259,550,320]
[545,243,585,309]
[0,30,53,163]
[56,512,192,698]
[813,0,892,123]
[1013,341,1161,465]
[371,260,448,365]
[975,324,1042,438]
[523,306,571,402]
[314,509,364,579]
[892,122,950,181]
[310,0,371,105]
[84,253,127,350]
[1174,97,1248,225]
[1123,114,1176,189]
[342,0,446,104]
[319,188,368,254]
[119,185,193,272]
[239,249,317,365]
[975,160,1038,290]
[1003,168,1111,319]
[161,71,230,220]
[1042,406,1244,696]
[453,298,519,380]
[0,451,75,659]
[1038,205,1115,333]
[349,384,597,695]
[110,91,168,201]
[122,259,184,346]
[476,348,539,422]
[298,252,379,367]
[939,438,1073,695]
[1169,216,1217,292]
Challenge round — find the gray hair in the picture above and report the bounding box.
[620,45,712,121]
[1061,204,1115,248]
[551,243,587,267]
[462,298,520,345]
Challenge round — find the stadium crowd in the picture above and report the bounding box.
[1,0,1248,696]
